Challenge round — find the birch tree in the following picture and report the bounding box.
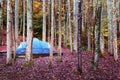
[68,0,73,53]
[14,0,19,59]
[49,0,54,67]
[42,0,46,41]
[92,2,102,70]
[100,3,104,54]
[73,0,78,52]
[58,0,62,62]
[64,0,69,48]
[48,0,51,42]
[0,0,2,46]
[24,0,33,66]
[112,0,118,61]
[23,0,26,42]
[77,0,82,74]
[6,0,12,65]
[107,0,113,54]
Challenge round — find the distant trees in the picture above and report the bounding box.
[24,0,33,66]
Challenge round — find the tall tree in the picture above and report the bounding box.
[14,0,19,59]
[64,0,69,48]
[42,0,46,41]
[6,0,12,65]
[68,0,73,53]
[73,0,78,52]
[112,0,118,61]
[0,0,3,46]
[100,3,104,54]
[58,0,62,62]
[77,0,82,74]
[24,0,33,66]
[23,0,26,42]
[107,0,113,54]
[92,2,102,70]
[47,0,51,42]
[119,1,120,32]
[49,0,54,67]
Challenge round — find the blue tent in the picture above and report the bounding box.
[16,38,55,54]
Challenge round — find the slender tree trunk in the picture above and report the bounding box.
[64,1,69,48]
[24,0,33,66]
[119,1,120,32]
[0,0,2,46]
[100,4,104,54]
[15,0,19,48]
[42,0,46,41]
[112,0,118,61]
[58,0,62,62]
[48,0,51,42]
[23,0,26,42]
[77,0,82,74]
[92,2,102,70]
[73,0,78,52]
[107,0,113,55]
[14,0,19,60]
[49,0,54,67]
[68,0,72,53]
[6,0,12,65]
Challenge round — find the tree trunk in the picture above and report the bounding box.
[92,2,102,70]
[48,0,51,42]
[6,0,12,65]
[64,0,68,48]
[0,0,2,46]
[107,0,113,55]
[68,0,72,53]
[58,0,62,62]
[49,0,54,67]
[100,4,104,54]
[112,0,118,61]
[77,0,82,74]
[119,1,120,32]
[24,0,33,66]
[23,0,26,42]
[73,0,78,52]
[42,0,46,41]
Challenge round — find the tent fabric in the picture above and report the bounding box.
[16,38,55,54]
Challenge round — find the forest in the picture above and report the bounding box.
[0,0,120,80]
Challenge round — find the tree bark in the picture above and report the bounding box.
[24,0,33,66]
[47,0,51,42]
[42,0,46,41]
[112,0,118,61]
[73,0,78,52]
[68,0,73,53]
[58,0,62,62]
[92,2,102,70]
[6,0,12,65]
[107,0,113,55]
[23,0,26,42]
[0,0,2,46]
[49,0,54,67]
[77,0,82,74]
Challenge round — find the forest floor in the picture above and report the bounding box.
[0,46,120,80]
